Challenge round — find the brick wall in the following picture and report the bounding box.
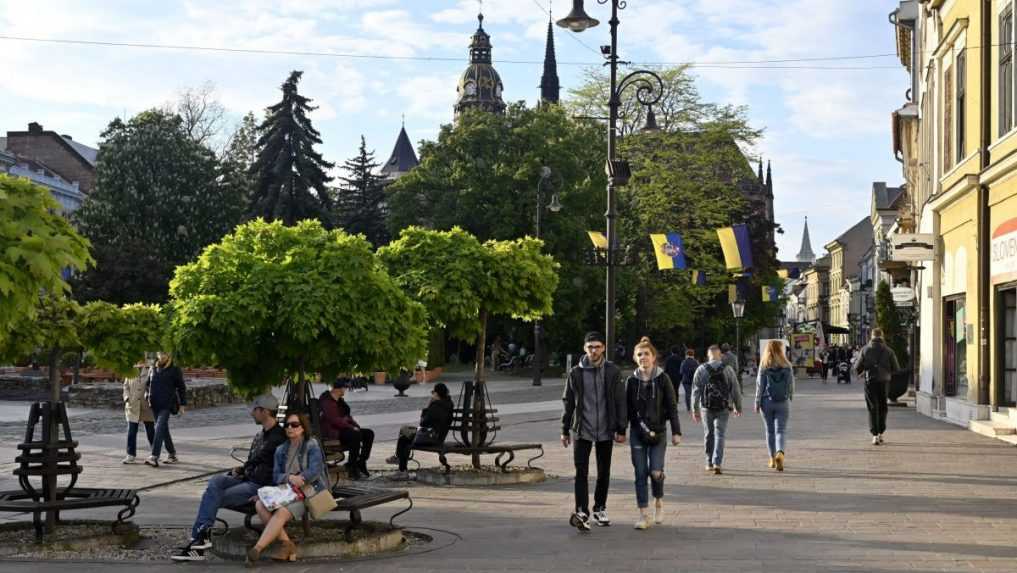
[6,127,95,194]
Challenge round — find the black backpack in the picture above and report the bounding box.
[701,365,731,411]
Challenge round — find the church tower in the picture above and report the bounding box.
[797,216,817,264]
[539,15,560,105]
[454,13,506,118]
[380,120,418,181]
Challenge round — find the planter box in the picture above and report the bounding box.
[414,367,443,384]
[373,372,387,385]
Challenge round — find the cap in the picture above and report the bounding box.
[251,394,279,412]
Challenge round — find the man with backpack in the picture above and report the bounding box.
[692,345,742,475]
[854,328,900,445]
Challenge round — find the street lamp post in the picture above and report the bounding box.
[533,167,562,387]
[558,0,663,361]
[732,298,746,381]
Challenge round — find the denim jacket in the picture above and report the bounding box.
[273,438,329,494]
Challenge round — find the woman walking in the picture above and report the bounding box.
[145,352,186,468]
[387,383,454,479]
[626,337,681,530]
[122,361,155,464]
[754,340,795,471]
[248,413,329,565]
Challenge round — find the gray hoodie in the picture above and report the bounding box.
[561,355,625,440]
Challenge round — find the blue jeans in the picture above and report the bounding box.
[191,474,260,539]
[629,426,667,508]
[126,420,155,457]
[680,381,692,412]
[151,408,176,458]
[760,399,790,458]
[702,409,730,467]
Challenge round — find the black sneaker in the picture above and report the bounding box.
[171,545,206,562]
[191,529,212,551]
[569,511,592,532]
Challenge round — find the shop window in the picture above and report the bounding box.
[944,297,968,397]
[1002,289,1017,406]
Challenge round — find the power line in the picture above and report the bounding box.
[0,35,901,70]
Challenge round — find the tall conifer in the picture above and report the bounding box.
[336,136,389,247]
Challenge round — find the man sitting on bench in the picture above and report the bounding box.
[171,394,285,562]
[320,378,375,480]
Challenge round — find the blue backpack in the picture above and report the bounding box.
[764,367,792,402]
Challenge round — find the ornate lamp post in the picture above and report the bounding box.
[731,298,746,377]
[558,0,664,360]
[533,167,562,386]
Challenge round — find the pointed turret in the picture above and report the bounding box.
[757,159,764,184]
[539,16,560,105]
[380,124,418,181]
[797,216,817,264]
[765,160,773,196]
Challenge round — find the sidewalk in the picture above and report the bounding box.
[4,377,1017,572]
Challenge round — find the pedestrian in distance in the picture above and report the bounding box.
[820,350,830,383]
[561,331,626,532]
[319,378,375,480]
[721,343,741,393]
[145,351,186,468]
[692,345,743,475]
[855,328,900,445]
[122,361,155,464]
[678,349,700,414]
[387,383,454,479]
[247,413,330,565]
[663,345,684,400]
[625,337,681,530]
[172,395,286,562]
[754,340,795,472]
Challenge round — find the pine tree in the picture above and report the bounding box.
[875,280,908,364]
[247,71,335,227]
[336,136,389,247]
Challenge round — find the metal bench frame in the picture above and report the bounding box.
[0,487,140,540]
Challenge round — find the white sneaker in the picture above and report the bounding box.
[591,510,611,526]
[164,455,179,465]
[654,501,664,524]
[144,455,159,467]
[877,434,885,445]
[122,455,136,464]
[634,512,650,530]
[570,511,592,532]
[871,435,880,446]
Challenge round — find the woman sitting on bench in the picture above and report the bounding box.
[248,413,329,565]
[388,383,453,478]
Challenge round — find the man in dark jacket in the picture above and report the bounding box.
[663,346,684,396]
[855,328,900,445]
[320,378,375,479]
[678,349,700,412]
[172,394,285,561]
[561,331,626,532]
[145,352,186,467]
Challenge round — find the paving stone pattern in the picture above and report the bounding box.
[3,377,1017,572]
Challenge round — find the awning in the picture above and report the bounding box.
[822,323,851,335]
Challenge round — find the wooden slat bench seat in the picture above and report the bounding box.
[0,487,140,540]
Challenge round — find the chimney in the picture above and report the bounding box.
[28,122,43,133]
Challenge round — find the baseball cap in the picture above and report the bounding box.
[251,394,279,412]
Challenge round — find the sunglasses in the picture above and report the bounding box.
[285,421,303,429]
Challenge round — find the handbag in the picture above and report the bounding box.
[412,427,439,446]
[301,484,337,519]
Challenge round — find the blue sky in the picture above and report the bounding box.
[0,0,907,258]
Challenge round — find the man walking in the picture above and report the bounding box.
[854,328,900,445]
[172,395,285,561]
[692,345,742,475]
[721,343,741,393]
[678,349,700,413]
[561,332,626,532]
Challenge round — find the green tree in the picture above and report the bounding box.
[247,71,335,227]
[167,219,426,399]
[78,302,163,377]
[220,111,260,207]
[0,175,92,339]
[875,280,908,365]
[379,226,558,466]
[336,136,389,247]
[73,109,246,304]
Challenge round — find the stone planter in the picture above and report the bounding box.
[416,466,545,487]
[373,371,387,385]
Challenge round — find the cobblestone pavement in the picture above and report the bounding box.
[3,376,1017,572]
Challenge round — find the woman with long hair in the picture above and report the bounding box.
[247,413,329,565]
[754,340,795,471]
[626,337,681,529]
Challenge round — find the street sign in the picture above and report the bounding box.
[890,233,935,262]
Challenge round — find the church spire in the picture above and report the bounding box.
[757,159,764,184]
[540,14,560,104]
[765,160,773,196]
[455,9,506,118]
[797,216,817,264]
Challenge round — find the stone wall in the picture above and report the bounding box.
[0,375,239,410]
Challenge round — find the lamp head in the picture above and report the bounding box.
[731,299,746,319]
[548,193,563,213]
[556,0,599,32]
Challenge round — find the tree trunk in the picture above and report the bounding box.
[45,347,62,532]
[296,356,307,412]
[471,310,488,469]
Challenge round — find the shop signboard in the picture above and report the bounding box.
[992,218,1017,284]
[890,233,935,262]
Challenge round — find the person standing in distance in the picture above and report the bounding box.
[721,343,741,393]
[692,345,742,475]
[561,332,626,532]
[854,328,900,445]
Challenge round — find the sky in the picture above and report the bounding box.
[0,0,908,259]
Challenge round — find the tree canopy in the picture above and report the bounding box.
[168,219,427,396]
[247,70,335,228]
[78,302,163,377]
[0,175,92,340]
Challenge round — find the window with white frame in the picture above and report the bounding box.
[1000,4,1013,136]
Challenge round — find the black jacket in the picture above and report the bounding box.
[419,397,454,443]
[663,354,684,389]
[242,423,286,486]
[855,338,900,383]
[561,360,625,437]
[626,370,681,437]
[147,365,186,412]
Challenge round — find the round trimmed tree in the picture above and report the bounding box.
[167,219,427,398]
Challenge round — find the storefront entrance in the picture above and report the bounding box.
[944,297,968,398]
[998,288,1017,407]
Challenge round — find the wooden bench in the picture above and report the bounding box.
[0,488,139,540]
[410,407,544,474]
[220,485,411,541]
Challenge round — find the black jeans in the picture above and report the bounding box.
[338,427,375,466]
[573,439,613,514]
[680,381,693,412]
[864,381,888,435]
